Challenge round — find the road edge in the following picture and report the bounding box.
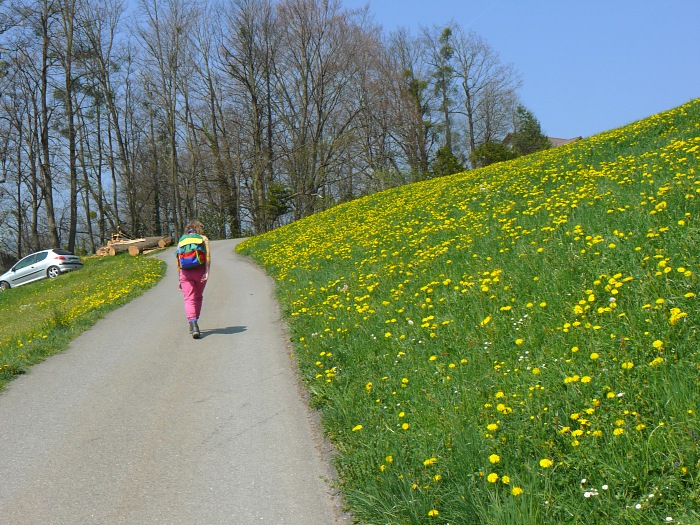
[233,243,354,525]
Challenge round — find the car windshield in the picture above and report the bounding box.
[53,249,75,256]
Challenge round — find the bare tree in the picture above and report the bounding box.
[275,0,373,220]
[81,0,129,238]
[189,2,241,237]
[136,0,196,234]
[38,0,61,247]
[452,26,521,160]
[339,13,400,194]
[54,0,80,251]
[382,27,436,180]
[0,75,29,256]
[220,0,277,232]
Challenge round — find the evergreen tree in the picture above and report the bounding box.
[511,105,551,156]
[470,141,517,168]
[431,144,464,177]
[432,27,455,154]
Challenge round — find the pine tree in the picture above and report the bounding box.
[470,141,517,168]
[431,144,464,177]
[511,105,550,156]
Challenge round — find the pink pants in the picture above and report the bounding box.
[179,266,207,321]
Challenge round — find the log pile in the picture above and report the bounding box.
[96,235,173,257]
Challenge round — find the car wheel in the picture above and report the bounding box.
[47,266,61,279]
[0,281,9,291]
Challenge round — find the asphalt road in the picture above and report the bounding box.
[0,239,348,525]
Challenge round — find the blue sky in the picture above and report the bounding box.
[341,0,700,139]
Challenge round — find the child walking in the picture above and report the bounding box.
[176,220,211,339]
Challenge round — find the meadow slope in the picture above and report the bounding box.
[238,100,700,524]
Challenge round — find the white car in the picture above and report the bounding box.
[0,249,83,291]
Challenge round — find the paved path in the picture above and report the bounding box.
[0,239,347,525]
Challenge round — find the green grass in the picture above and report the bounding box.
[238,99,700,524]
[0,254,165,391]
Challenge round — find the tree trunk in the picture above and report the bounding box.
[59,0,79,252]
[40,0,60,248]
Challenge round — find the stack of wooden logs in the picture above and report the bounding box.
[96,236,173,257]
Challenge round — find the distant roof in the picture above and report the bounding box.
[548,136,582,147]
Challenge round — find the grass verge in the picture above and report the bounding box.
[0,253,165,391]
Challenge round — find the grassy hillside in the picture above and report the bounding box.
[0,255,165,391]
[238,100,700,524]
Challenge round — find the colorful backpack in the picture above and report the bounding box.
[176,232,206,269]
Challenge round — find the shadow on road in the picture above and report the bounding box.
[200,326,247,338]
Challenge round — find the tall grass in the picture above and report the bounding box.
[0,254,165,390]
[238,100,700,524]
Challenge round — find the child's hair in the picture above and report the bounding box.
[184,220,204,235]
